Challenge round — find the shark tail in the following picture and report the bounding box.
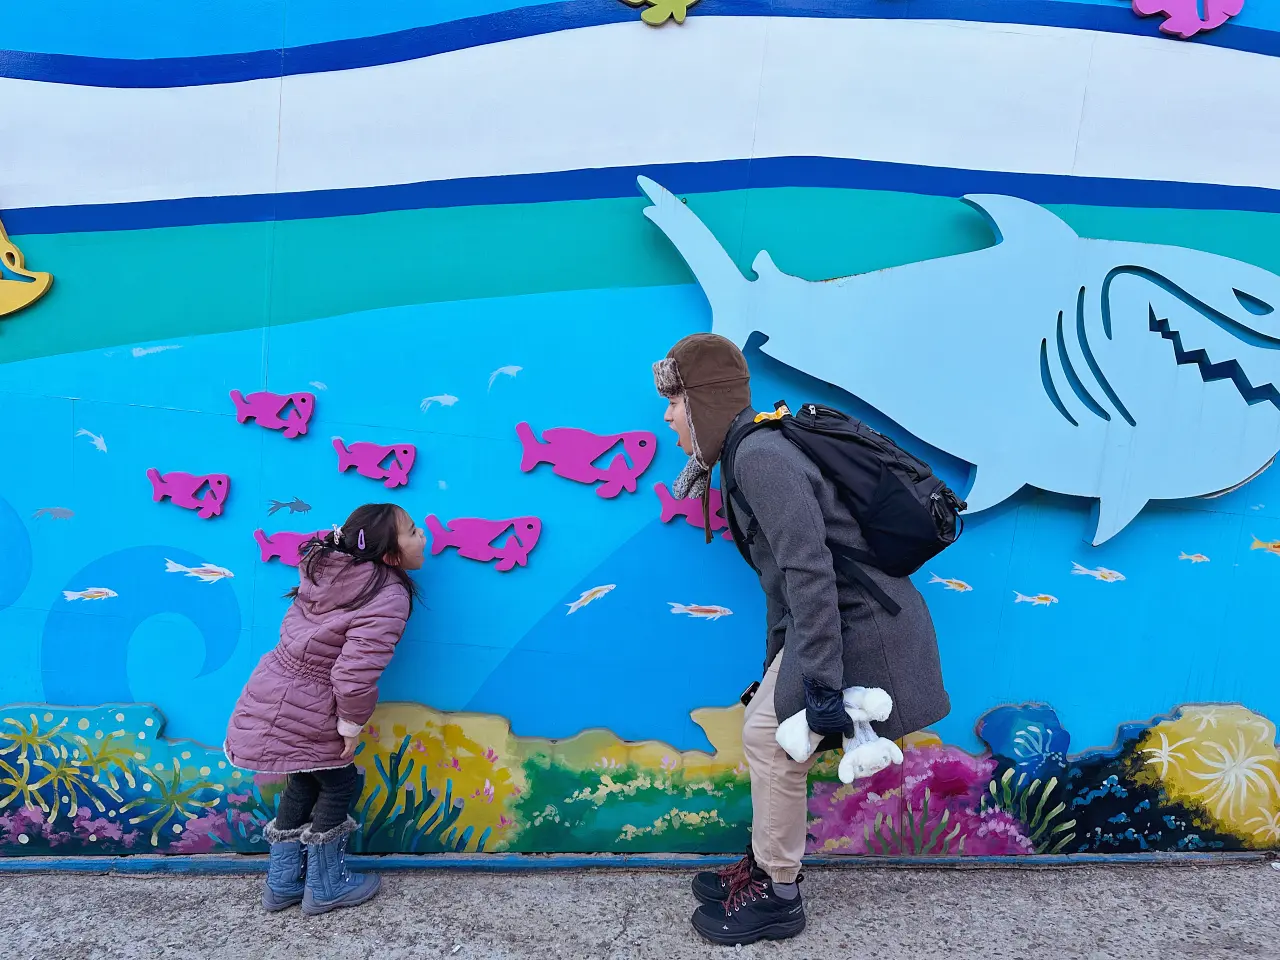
[654,482,679,522]
[636,177,752,348]
[668,602,689,614]
[229,389,251,423]
[252,529,274,560]
[424,515,452,556]
[332,438,353,472]
[515,422,547,472]
[163,558,188,574]
[146,468,166,501]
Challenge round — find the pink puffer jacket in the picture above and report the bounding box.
[225,554,411,774]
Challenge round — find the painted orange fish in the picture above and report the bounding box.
[927,573,972,593]
[1071,562,1125,583]
[1178,552,1210,563]
[566,584,615,615]
[1249,537,1280,557]
[668,602,732,621]
[1013,592,1058,607]
[62,587,118,601]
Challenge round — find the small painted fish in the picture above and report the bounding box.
[164,559,234,583]
[1014,592,1058,607]
[927,573,972,592]
[566,584,615,615]
[63,587,117,601]
[1071,562,1125,583]
[1250,537,1280,557]
[309,381,329,391]
[1179,552,1210,564]
[669,602,733,620]
[420,394,459,412]
[267,496,311,516]
[75,428,107,453]
[32,507,74,520]
[488,365,522,390]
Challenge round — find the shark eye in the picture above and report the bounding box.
[1234,288,1274,317]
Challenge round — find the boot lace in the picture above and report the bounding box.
[724,876,769,915]
[718,854,753,891]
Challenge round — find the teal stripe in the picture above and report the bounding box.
[6,188,1280,365]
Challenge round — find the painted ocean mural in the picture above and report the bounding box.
[2,0,1280,856]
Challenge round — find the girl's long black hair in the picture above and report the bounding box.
[286,503,420,614]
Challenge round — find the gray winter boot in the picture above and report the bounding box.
[261,820,308,911]
[300,817,381,916]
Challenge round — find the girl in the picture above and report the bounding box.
[226,503,425,916]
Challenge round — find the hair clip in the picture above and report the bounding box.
[357,529,366,551]
[331,524,343,543]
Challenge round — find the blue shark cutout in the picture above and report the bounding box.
[638,178,1280,545]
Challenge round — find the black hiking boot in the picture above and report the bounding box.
[690,867,806,946]
[691,846,755,906]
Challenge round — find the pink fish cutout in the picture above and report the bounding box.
[333,438,416,489]
[147,469,229,519]
[230,390,315,439]
[254,529,323,567]
[1132,0,1243,38]
[425,515,541,572]
[516,422,656,498]
[654,482,733,540]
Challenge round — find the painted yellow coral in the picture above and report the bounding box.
[618,807,723,841]
[1136,704,1280,841]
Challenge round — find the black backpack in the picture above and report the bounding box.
[720,401,967,615]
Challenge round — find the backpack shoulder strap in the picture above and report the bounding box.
[720,404,789,568]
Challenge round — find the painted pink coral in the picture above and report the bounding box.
[516,422,656,498]
[807,744,1032,856]
[1132,0,1243,39]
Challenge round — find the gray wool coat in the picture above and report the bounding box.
[726,411,950,743]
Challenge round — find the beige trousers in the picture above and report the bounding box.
[741,653,817,884]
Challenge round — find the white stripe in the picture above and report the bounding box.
[3,18,1279,211]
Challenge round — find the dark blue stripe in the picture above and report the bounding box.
[6,157,1280,237]
[1,0,1276,88]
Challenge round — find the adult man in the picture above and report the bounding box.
[653,332,950,946]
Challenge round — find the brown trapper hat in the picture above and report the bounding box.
[653,334,752,538]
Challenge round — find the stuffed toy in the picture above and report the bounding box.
[774,686,904,783]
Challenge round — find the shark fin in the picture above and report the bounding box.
[637,177,752,346]
[961,195,1079,248]
[1089,494,1149,546]
[961,467,1025,515]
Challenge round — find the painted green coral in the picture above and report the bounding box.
[620,0,699,27]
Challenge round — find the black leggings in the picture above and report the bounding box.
[275,765,361,833]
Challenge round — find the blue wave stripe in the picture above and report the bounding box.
[1,0,1277,89]
[4,0,1278,62]
[6,157,1280,236]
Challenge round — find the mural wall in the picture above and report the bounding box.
[2,0,1280,858]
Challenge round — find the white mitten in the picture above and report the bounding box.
[775,709,823,763]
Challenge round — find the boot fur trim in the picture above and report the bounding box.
[301,816,358,846]
[263,819,308,843]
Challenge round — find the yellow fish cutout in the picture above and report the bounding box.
[0,214,53,319]
[755,404,791,423]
